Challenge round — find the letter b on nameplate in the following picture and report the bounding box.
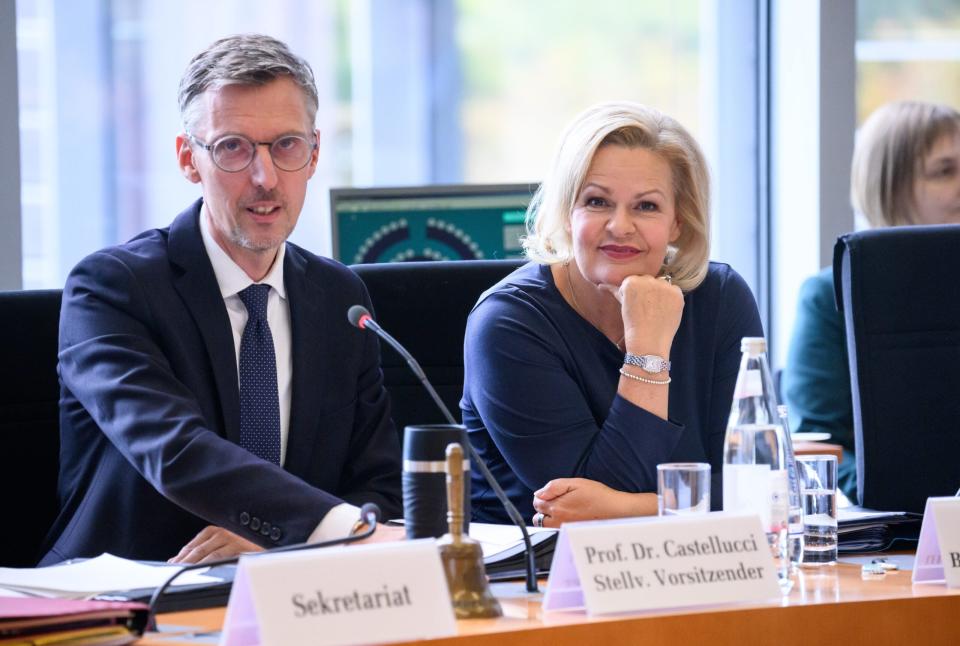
[221,541,456,645]
[543,513,779,615]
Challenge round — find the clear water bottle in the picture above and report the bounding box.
[723,337,792,592]
[778,405,804,568]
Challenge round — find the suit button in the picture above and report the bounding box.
[260,522,271,536]
[239,512,250,526]
[250,517,261,531]
[270,528,282,542]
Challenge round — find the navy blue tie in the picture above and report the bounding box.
[237,284,281,465]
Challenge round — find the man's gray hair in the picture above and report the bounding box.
[178,34,319,132]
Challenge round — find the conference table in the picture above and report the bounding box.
[139,441,862,645]
[794,440,844,463]
[142,555,959,645]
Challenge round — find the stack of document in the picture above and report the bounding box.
[0,597,148,645]
[838,507,922,553]
[470,524,558,581]
[0,554,230,613]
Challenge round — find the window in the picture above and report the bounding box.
[770,1,960,369]
[455,1,704,183]
[857,1,960,123]
[16,0,759,306]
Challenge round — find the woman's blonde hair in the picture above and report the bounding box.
[851,101,960,227]
[522,101,710,292]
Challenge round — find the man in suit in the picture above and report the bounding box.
[39,34,402,565]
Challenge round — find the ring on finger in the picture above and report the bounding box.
[533,512,544,528]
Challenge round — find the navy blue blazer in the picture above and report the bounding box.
[40,200,401,563]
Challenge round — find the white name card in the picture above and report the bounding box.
[542,512,780,615]
[220,540,456,646]
[912,497,960,587]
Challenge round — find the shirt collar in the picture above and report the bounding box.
[199,203,287,301]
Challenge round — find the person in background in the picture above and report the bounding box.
[40,34,402,566]
[784,100,960,501]
[461,101,763,527]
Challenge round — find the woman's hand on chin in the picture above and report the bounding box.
[531,478,656,528]
[600,274,683,354]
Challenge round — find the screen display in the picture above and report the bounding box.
[330,184,537,264]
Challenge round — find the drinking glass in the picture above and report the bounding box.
[796,455,838,566]
[657,463,711,516]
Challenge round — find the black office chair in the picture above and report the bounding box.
[352,259,524,439]
[0,289,63,566]
[834,226,960,513]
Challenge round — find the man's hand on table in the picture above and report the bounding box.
[169,525,263,564]
[169,520,407,564]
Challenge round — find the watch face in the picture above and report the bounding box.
[642,355,665,373]
[624,352,669,373]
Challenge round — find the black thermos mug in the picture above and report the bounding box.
[402,424,471,539]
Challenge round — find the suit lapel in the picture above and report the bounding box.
[167,200,242,443]
[283,246,327,479]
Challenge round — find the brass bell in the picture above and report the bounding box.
[437,443,502,618]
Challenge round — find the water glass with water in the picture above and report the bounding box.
[797,455,838,565]
[657,463,711,516]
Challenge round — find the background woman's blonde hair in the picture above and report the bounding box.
[522,101,710,292]
[851,100,960,227]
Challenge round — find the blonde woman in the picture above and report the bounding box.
[784,101,960,500]
[461,102,762,527]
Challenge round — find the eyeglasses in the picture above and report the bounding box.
[186,132,317,172]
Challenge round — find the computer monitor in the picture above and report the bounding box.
[330,184,538,264]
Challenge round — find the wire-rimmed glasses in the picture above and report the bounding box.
[186,132,317,172]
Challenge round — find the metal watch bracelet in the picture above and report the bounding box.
[623,353,671,374]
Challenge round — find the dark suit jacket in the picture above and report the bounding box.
[40,200,401,564]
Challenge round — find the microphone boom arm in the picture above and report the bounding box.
[360,314,540,593]
[146,505,380,627]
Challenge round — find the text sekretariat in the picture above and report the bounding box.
[292,585,412,617]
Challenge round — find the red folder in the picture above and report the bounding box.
[0,597,148,645]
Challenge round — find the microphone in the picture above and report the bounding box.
[348,304,539,593]
[348,305,436,389]
[145,503,381,629]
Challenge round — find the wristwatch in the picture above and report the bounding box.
[623,353,671,374]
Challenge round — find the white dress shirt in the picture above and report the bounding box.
[199,207,359,540]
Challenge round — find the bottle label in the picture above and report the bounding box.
[769,469,789,533]
[733,369,763,399]
[723,464,771,526]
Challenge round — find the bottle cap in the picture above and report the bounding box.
[740,336,767,356]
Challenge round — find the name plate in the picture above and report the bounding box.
[220,540,456,645]
[543,512,780,615]
[913,497,960,587]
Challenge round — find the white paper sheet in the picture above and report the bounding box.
[0,553,219,599]
[468,523,553,558]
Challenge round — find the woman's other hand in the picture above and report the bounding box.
[531,477,656,528]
